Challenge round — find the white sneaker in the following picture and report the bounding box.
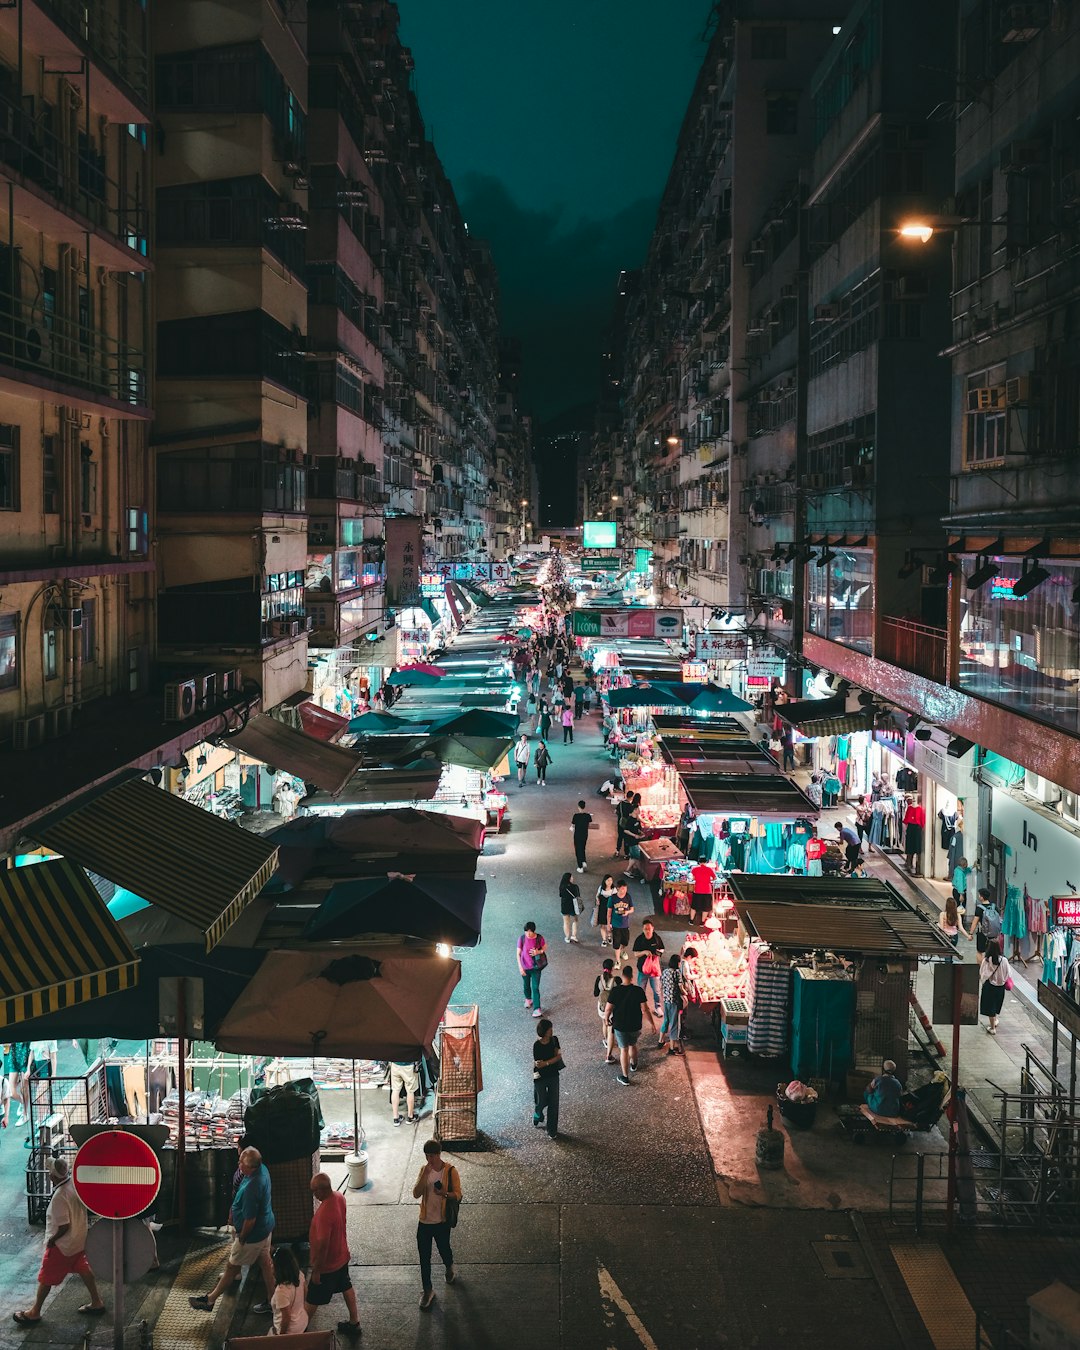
[532,1007,542,1018]
[577,866,584,872]
[564,936,570,943]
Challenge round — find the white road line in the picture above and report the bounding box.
[74,1165,158,1186]
[597,1262,660,1350]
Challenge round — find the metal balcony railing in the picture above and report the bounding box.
[878,616,947,685]
[42,0,149,102]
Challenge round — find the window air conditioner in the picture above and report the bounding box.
[966,386,1006,412]
[164,680,197,722]
[1004,375,1034,406]
[12,714,46,749]
[195,672,218,712]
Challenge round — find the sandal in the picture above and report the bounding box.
[12,1312,41,1326]
[188,1295,214,1311]
[78,1305,107,1316]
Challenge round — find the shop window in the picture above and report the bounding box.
[0,423,19,510]
[127,507,148,556]
[766,92,798,136]
[43,625,58,680]
[0,613,17,690]
[81,598,96,665]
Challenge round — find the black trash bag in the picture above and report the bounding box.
[243,1081,322,1164]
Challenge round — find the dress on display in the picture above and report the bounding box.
[1002,882,1028,941]
[1025,890,1048,935]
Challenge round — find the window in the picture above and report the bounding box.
[766,92,799,135]
[157,310,306,396]
[963,366,1007,468]
[42,434,59,513]
[0,614,17,690]
[0,423,19,510]
[80,447,97,516]
[43,625,58,681]
[81,598,96,665]
[751,26,787,59]
[804,548,874,653]
[126,507,148,556]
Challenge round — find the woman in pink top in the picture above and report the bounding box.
[517,921,547,1017]
[269,1247,307,1336]
[561,705,574,743]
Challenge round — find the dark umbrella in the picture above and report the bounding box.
[427,708,519,738]
[305,876,486,947]
[606,682,680,709]
[386,668,442,687]
[411,733,513,771]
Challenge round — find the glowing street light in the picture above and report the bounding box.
[898,221,935,244]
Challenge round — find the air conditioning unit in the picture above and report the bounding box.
[269,619,301,639]
[842,465,869,486]
[966,386,1006,412]
[45,705,73,739]
[195,672,218,712]
[813,303,839,323]
[164,680,197,722]
[12,714,46,749]
[1005,375,1034,406]
[68,607,83,630]
[1000,139,1046,172]
[220,668,243,697]
[999,2,1048,41]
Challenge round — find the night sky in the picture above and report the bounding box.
[398,1,714,441]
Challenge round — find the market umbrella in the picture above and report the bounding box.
[397,662,448,677]
[305,876,487,948]
[606,682,680,710]
[347,711,425,734]
[652,681,754,714]
[386,668,442,687]
[216,946,462,1060]
[411,733,513,772]
[426,708,519,738]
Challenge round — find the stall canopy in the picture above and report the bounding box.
[387,668,442,687]
[216,946,462,1059]
[660,740,778,775]
[347,711,430,735]
[268,807,484,887]
[653,715,749,738]
[411,734,512,771]
[398,663,448,677]
[297,702,349,743]
[302,765,442,809]
[0,859,139,1029]
[426,708,519,738]
[735,901,957,958]
[34,777,279,951]
[775,695,879,739]
[304,876,486,947]
[729,875,925,908]
[607,682,685,710]
[228,714,362,793]
[680,773,818,818]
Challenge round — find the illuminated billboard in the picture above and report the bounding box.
[582,520,617,549]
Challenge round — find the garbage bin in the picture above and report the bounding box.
[776,1083,818,1129]
[345,1151,368,1189]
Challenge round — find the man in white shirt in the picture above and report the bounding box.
[13,1157,106,1324]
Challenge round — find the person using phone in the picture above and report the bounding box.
[412,1140,462,1310]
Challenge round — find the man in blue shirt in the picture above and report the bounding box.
[835,821,862,873]
[189,1146,276,1313]
[864,1061,904,1118]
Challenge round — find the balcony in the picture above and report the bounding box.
[157,178,305,279]
[0,92,149,270]
[0,284,147,416]
[308,464,385,507]
[1,0,149,120]
[878,616,948,685]
[158,446,307,516]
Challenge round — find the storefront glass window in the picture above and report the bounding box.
[804,548,873,653]
[958,555,1080,735]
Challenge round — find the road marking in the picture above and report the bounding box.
[75,1164,158,1186]
[597,1262,659,1350]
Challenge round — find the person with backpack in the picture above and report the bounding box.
[658,954,687,1054]
[593,959,618,1062]
[967,887,1002,953]
[413,1139,462,1310]
[632,920,665,1019]
[534,740,552,786]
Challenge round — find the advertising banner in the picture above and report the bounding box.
[431,561,511,582]
[581,551,622,570]
[572,608,682,638]
[691,632,747,660]
[385,517,423,606]
[582,521,617,549]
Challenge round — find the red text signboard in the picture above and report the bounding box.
[73,1130,161,1219]
[1054,896,1080,929]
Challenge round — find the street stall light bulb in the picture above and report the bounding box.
[898,222,934,243]
[436,943,452,958]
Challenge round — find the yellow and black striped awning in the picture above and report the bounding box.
[0,859,139,1029]
[34,778,279,951]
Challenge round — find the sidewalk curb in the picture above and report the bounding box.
[850,1210,933,1350]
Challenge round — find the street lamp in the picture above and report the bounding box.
[519,498,529,544]
[896,215,975,244]
[898,221,935,243]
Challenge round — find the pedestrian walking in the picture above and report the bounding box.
[606,965,656,1085]
[536,703,552,741]
[979,940,1012,1036]
[967,887,1002,951]
[938,895,964,947]
[571,799,592,871]
[189,1146,275,1313]
[614,796,633,859]
[532,1018,564,1139]
[535,740,552,785]
[389,1059,421,1125]
[561,705,574,743]
[582,683,594,715]
[559,872,582,942]
[574,685,584,717]
[594,958,618,1062]
[594,874,617,946]
[514,733,531,786]
[13,1157,105,1325]
[658,954,686,1053]
[269,1247,308,1336]
[633,919,665,1017]
[306,1173,362,1338]
[609,882,634,957]
[413,1139,462,1310]
[517,921,548,1017]
[854,795,873,845]
[781,727,795,773]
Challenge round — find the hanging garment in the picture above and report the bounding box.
[947,828,965,875]
[1026,890,1049,935]
[939,809,957,850]
[785,841,807,872]
[747,944,790,1057]
[1042,928,1067,986]
[835,735,851,761]
[764,821,785,850]
[1002,883,1028,940]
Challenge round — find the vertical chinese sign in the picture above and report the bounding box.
[385,516,423,607]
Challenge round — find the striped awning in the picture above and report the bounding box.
[229,714,361,793]
[33,778,278,951]
[0,859,139,1029]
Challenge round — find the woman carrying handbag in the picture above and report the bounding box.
[559,873,582,943]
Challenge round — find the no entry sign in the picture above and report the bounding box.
[72,1129,161,1219]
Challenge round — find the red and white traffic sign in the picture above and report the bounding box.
[72,1130,161,1220]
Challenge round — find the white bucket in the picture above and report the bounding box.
[344,1151,369,1190]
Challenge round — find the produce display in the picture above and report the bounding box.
[637,804,680,830]
[682,929,748,1003]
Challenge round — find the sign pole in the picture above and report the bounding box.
[112,1219,124,1350]
[945,961,962,1234]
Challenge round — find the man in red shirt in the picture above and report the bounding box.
[306,1172,361,1338]
[690,861,714,926]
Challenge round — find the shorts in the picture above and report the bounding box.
[306,1260,352,1306]
[690,894,711,917]
[227,1234,271,1268]
[611,928,629,949]
[39,1245,92,1286]
[390,1063,420,1099]
[613,1029,640,1049]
